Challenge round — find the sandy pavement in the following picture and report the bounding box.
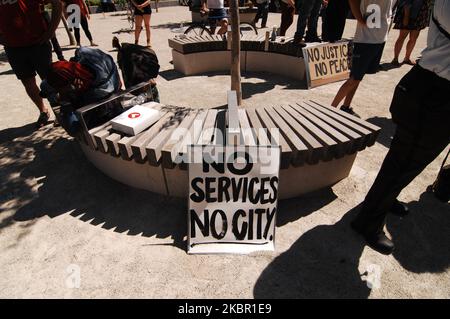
[0,6,448,298]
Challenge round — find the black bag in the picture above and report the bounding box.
[431,150,450,202]
[117,43,160,89]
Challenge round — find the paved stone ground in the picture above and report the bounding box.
[0,6,448,298]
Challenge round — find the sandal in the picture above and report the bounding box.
[36,111,50,128]
[403,59,416,66]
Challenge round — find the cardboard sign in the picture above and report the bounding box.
[302,40,351,88]
[187,145,281,254]
[111,103,161,136]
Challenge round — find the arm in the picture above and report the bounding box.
[348,0,366,26]
[83,0,90,19]
[39,0,63,44]
[288,0,295,8]
[201,0,208,12]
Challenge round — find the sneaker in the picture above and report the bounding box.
[36,111,50,128]
[340,105,361,118]
[351,222,394,255]
[389,200,409,217]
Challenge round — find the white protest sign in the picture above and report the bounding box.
[302,40,351,88]
[187,145,281,254]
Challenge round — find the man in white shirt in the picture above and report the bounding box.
[351,0,450,255]
[331,0,395,117]
[201,0,228,35]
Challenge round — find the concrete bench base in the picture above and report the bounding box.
[80,143,356,200]
[172,49,306,81]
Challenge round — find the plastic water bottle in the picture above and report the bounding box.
[270,26,277,41]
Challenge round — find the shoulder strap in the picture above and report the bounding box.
[432,13,450,41]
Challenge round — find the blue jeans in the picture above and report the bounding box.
[294,0,323,40]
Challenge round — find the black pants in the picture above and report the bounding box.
[321,0,349,42]
[254,2,269,28]
[353,66,450,235]
[74,16,93,44]
[43,11,64,60]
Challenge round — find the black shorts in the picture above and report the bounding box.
[134,5,152,16]
[4,41,52,80]
[350,42,385,81]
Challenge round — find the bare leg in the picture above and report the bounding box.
[21,77,48,113]
[135,15,143,44]
[404,30,420,64]
[331,78,360,107]
[393,29,409,63]
[143,14,151,46]
[217,19,228,35]
[343,81,360,107]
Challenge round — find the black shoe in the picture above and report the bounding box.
[389,200,409,217]
[305,36,322,43]
[340,105,361,118]
[291,37,307,47]
[351,222,394,255]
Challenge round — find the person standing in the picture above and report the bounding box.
[293,0,325,45]
[254,0,270,28]
[391,0,433,66]
[279,0,296,36]
[101,0,117,13]
[351,0,450,255]
[42,7,65,61]
[63,0,98,47]
[321,0,350,42]
[0,0,62,128]
[132,0,153,47]
[331,0,395,117]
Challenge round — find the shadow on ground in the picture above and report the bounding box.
[387,191,450,274]
[0,124,186,250]
[254,204,371,298]
[152,21,190,30]
[366,116,395,149]
[254,190,449,298]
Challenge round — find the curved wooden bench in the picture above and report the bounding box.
[75,85,380,199]
[169,35,307,80]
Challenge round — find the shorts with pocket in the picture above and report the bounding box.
[350,42,385,81]
[4,41,52,80]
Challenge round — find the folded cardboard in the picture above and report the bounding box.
[111,103,161,136]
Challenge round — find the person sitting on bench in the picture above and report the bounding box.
[40,47,121,135]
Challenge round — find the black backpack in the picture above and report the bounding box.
[117,43,160,89]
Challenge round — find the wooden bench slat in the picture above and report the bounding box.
[238,109,257,146]
[276,105,331,164]
[105,133,122,157]
[88,121,111,150]
[175,109,209,170]
[145,108,191,166]
[295,103,353,158]
[263,106,309,165]
[197,109,219,145]
[305,100,380,147]
[255,107,293,168]
[274,106,326,164]
[212,109,227,145]
[93,125,112,153]
[300,101,368,153]
[245,108,271,146]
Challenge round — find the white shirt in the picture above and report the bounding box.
[207,0,224,9]
[419,0,450,81]
[353,0,396,44]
